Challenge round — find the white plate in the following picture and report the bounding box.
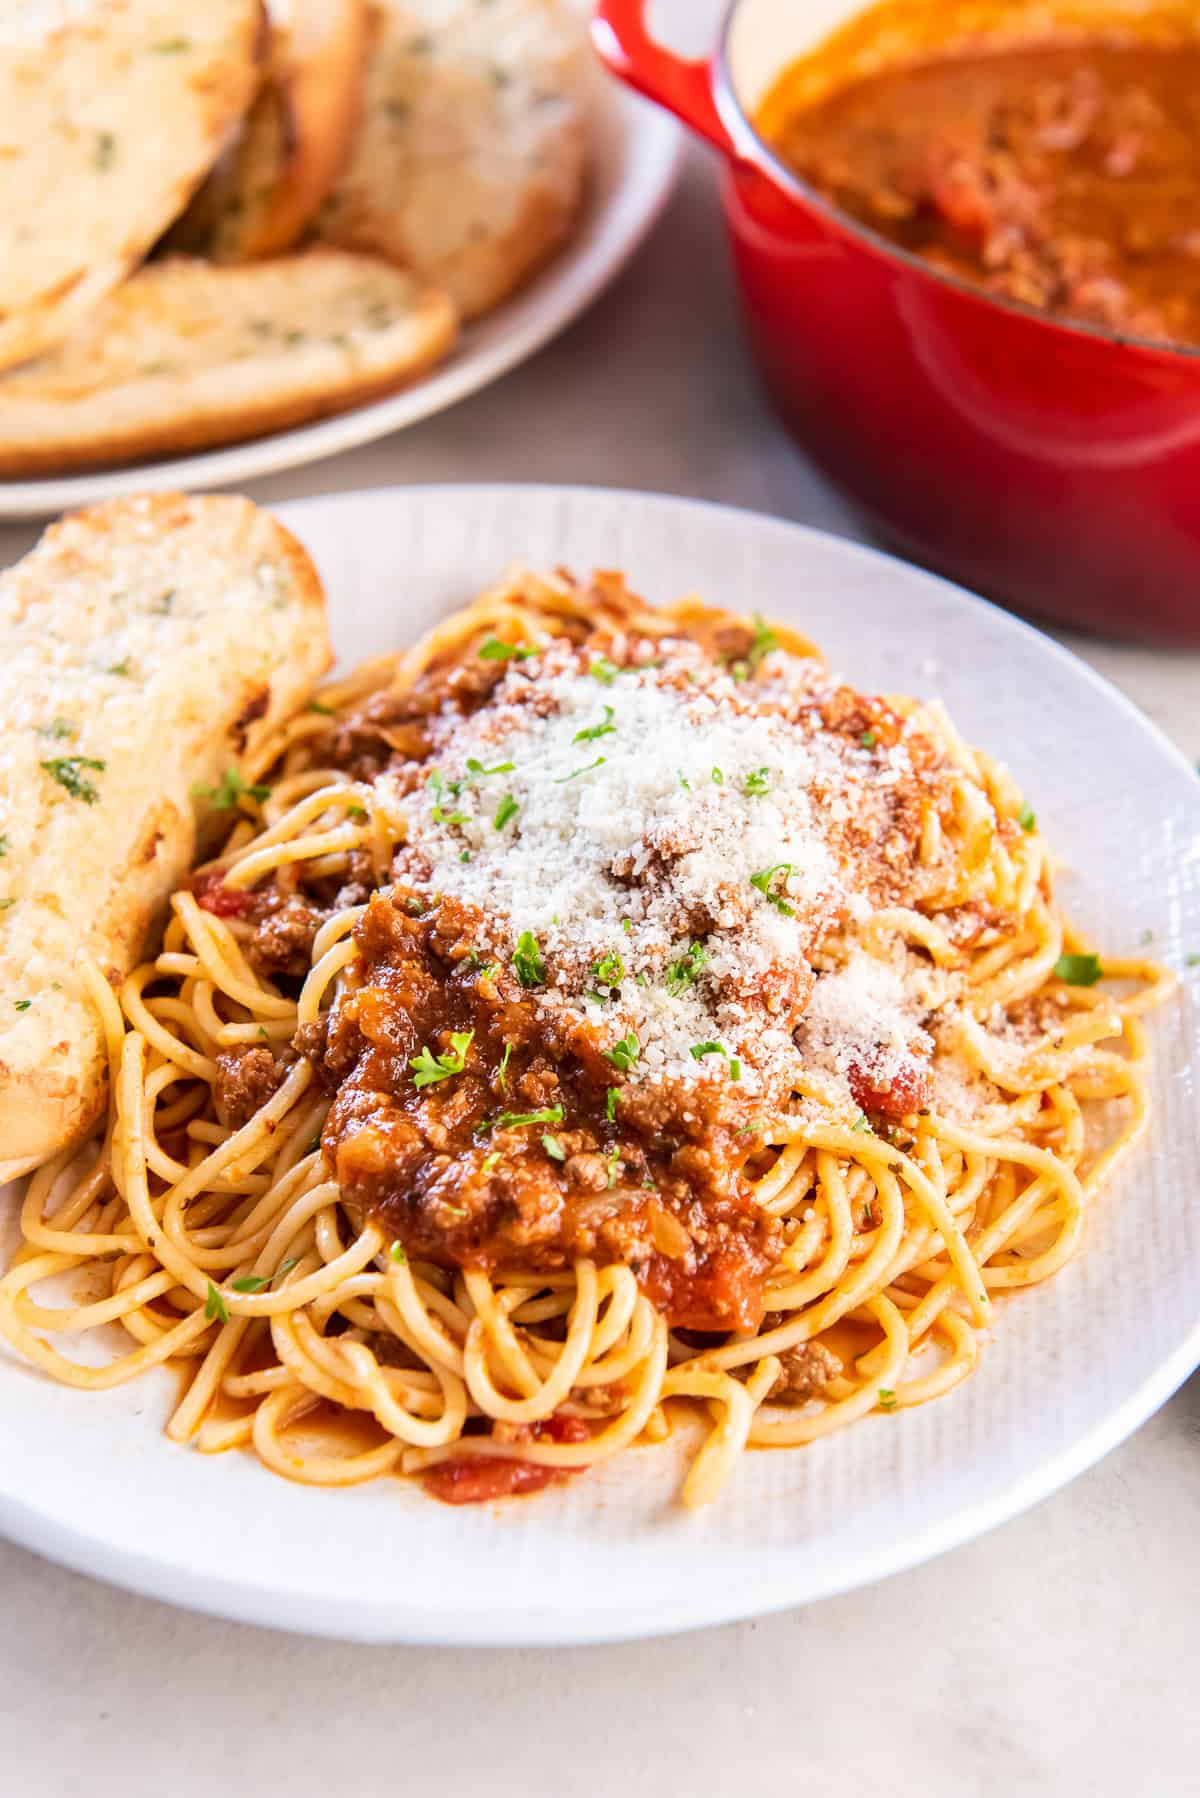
[2,486,1198,1643]
[0,55,680,521]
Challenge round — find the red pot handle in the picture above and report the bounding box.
[591,0,735,154]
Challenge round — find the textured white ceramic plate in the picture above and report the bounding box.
[0,48,680,521]
[2,486,1198,1644]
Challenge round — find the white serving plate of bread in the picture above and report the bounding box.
[0,1,680,519]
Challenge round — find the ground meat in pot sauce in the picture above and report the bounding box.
[762,43,1200,348]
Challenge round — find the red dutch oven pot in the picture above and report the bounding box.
[593,0,1200,645]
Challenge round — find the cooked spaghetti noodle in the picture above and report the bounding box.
[0,570,1174,1507]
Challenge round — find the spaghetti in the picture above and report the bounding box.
[0,570,1174,1508]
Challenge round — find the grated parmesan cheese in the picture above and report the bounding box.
[795,951,935,1093]
[382,635,969,1110]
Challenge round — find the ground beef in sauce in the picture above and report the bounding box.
[762,43,1200,347]
[244,894,326,978]
[212,1045,286,1130]
[768,1340,843,1403]
[308,887,782,1334]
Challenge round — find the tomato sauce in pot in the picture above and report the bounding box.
[760,40,1200,347]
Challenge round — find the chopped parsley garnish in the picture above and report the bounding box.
[0,899,14,912]
[621,918,632,934]
[1185,953,1200,969]
[711,766,724,786]
[443,1205,468,1219]
[410,1030,474,1089]
[591,950,625,988]
[750,863,797,917]
[466,757,515,778]
[38,716,76,740]
[481,1151,502,1174]
[460,850,471,863]
[479,637,536,662]
[542,1134,566,1162]
[861,1200,876,1228]
[305,1135,323,1156]
[204,1283,229,1324]
[684,1041,741,1080]
[878,1389,898,1412]
[664,941,711,996]
[14,999,31,1012]
[604,1032,640,1073]
[554,755,606,783]
[743,767,770,797]
[606,1087,619,1123]
[850,1112,873,1133]
[155,588,176,615]
[1053,953,1104,987]
[94,131,115,171]
[347,805,368,822]
[573,705,616,746]
[389,1241,407,1264]
[512,930,545,988]
[427,770,469,826]
[42,755,106,805]
[482,1105,564,1133]
[151,35,191,51]
[106,658,132,677]
[191,768,270,809]
[497,1041,514,1091]
[860,730,877,750]
[0,835,7,858]
[589,655,621,685]
[308,698,335,715]
[493,793,519,830]
[727,614,779,681]
[1139,928,1155,946]
[1018,802,1037,832]
[606,1147,622,1189]
[231,1258,299,1293]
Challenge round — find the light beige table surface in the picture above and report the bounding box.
[1,152,1197,1798]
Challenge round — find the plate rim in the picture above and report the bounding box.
[0,91,682,521]
[2,482,1197,1644]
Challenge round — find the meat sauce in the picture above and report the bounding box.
[761,39,1200,347]
[420,1414,590,1505]
[304,888,782,1334]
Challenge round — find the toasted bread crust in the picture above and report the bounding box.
[318,0,589,319]
[0,493,331,1178]
[171,0,371,263]
[0,251,457,475]
[0,0,266,373]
